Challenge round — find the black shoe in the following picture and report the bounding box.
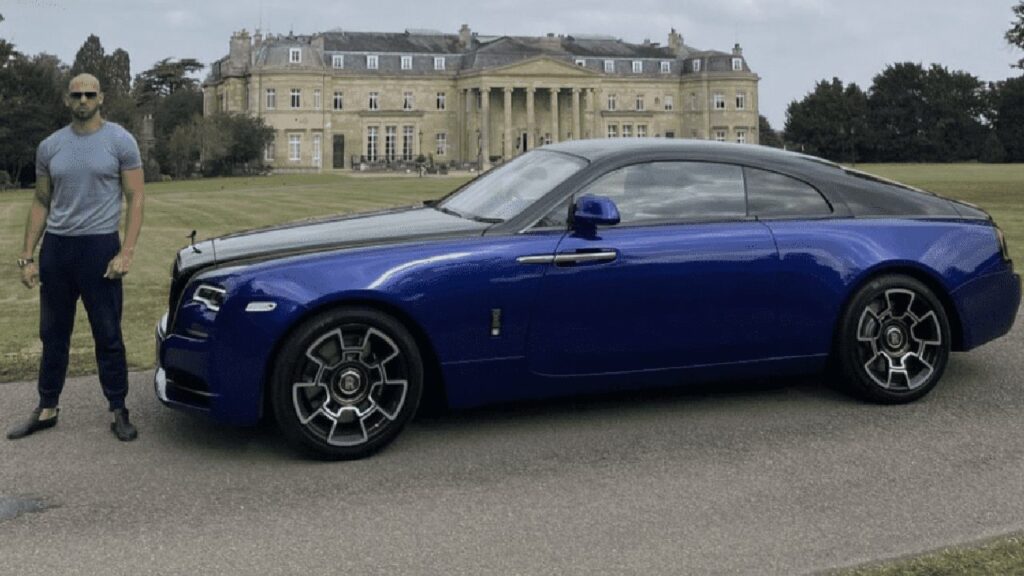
[111,408,138,441]
[7,407,59,440]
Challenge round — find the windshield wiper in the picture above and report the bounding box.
[434,206,504,224]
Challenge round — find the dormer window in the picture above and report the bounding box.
[332,55,344,68]
[732,58,743,71]
[289,48,301,64]
[604,60,615,73]
[434,57,446,70]
[575,58,586,67]
[632,60,643,73]
[401,55,412,70]
[692,60,701,73]
[660,61,671,73]
[367,55,379,70]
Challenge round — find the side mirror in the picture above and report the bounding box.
[572,195,620,232]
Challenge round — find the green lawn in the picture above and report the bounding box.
[836,534,1024,576]
[0,164,1021,384]
[0,172,471,382]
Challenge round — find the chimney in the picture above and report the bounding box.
[540,32,561,50]
[668,28,683,55]
[229,29,252,73]
[732,43,743,56]
[459,24,472,49]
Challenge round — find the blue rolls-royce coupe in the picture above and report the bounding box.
[155,139,1020,458]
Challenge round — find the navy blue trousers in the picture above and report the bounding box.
[37,232,128,411]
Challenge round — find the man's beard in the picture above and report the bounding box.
[73,106,98,120]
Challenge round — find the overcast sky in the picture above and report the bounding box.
[2,0,1020,129]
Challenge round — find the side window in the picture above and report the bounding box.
[535,196,573,228]
[580,162,746,224]
[745,168,832,218]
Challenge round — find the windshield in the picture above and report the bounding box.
[439,150,586,222]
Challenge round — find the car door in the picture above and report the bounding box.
[525,160,780,377]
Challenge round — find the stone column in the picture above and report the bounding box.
[571,88,581,141]
[503,86,513,159]
[549,87,559,144]
[480,87,491,169]
[585,88,595,139]
[526,87,536,151]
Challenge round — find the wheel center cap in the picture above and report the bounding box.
[334,368,363,397]
[885,326,905,350]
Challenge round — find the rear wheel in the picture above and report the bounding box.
[271,307,423,459]
[837,275,951,403]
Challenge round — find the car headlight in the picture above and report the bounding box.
[192,284,227,312]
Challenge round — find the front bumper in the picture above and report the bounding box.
[154,312,216,415]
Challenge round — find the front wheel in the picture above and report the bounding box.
[271,307,423,459]
[836,275,951,403]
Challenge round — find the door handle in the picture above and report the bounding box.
[553,250,618,265]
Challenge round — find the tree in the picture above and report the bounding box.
[866,63,929,162]
[784,78,868,162]
[167,119,201,178]
[919,65,987,161]
[152,87,203,173]
[70,35,135,129]
[199,113,275,176]
[758,115,783,148]
[0,52,67,185]
[1008,1,1024,69]
[133,58,204,107]
[990,76,1024,162]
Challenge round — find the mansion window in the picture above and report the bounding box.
[664,95,674,111]
[736,92,747,110]
[265,88,276,110]
[288,134,301,161]
[732,58,743,71]
[403,92,414,111]
[713,93,726,110]
[313,89,321,110]
[403,126,414,160]
[436,132,447,156]
[660,61,671,73]
[313,134,322,166]
[689,93,698,111]
[290,89,301,109]
[367,55,379,70]
[714,130,727,142]
[607,124,618,138]
[385,126,397,161]
[289,48,301,64]
[544,133,552,146]
[366,127,378,161]
[607,93,617,111]
[604,60,615,73]
[692,60,701,73]
[632,60,643,73]
[333,91,343,110]
[622,124,633,138]
[736,130,747,144]
[436,92,446,110]
[635,94,645,111]
[575,59,586,67]
[637,125,648,138]
[332,54,344,68]
[368,92,379,110]
[264,138,275,162]
[434,57,446,70]
[401,55,412,70]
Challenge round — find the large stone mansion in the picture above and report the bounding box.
[203,25,760,171]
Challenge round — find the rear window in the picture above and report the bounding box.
[745,168,832,218]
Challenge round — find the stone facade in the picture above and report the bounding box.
[203,26,760,171]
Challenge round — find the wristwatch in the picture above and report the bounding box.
[16,257,34,268]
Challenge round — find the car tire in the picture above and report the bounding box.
[271,307,423,459]
[836,274,951,404]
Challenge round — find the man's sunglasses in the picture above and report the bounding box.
[69,92,98,99]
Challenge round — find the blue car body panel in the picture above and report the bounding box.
[156,140,1021,426]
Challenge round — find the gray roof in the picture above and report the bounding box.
[205,28,751,83]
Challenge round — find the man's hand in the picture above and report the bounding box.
[104,251,133,279]
[20,262,39,289]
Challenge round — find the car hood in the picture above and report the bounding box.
[176,205,490,274]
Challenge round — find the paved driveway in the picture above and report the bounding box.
[2,308,1023,575]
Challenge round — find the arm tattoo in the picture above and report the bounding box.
[34,179,52,207]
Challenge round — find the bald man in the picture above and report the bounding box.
[9,73,144,441]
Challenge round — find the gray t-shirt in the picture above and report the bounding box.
[35,122,142,236]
